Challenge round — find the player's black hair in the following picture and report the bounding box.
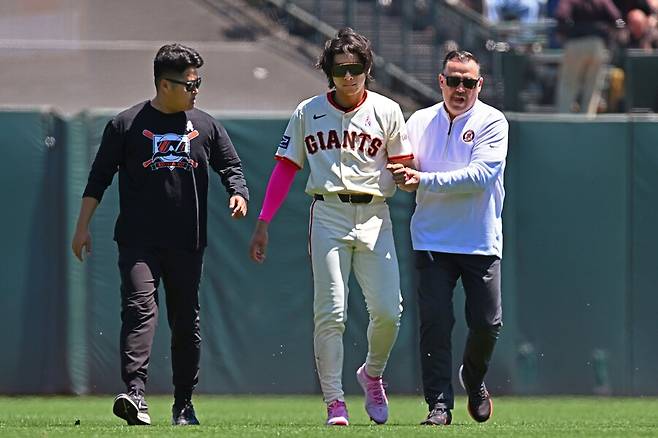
[316,27,374,88]
[153,43,204,86]
[442,50,481,74]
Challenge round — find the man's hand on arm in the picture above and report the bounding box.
[386,162,421,192]
[249,220,269,263]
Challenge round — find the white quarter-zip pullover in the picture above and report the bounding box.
[406,99,509,257]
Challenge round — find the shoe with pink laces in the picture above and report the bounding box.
[356,364,388,424]
[326,400,349,426]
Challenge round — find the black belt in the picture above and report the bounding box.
[314,193,374,204]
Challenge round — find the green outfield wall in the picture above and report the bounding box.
[1,109,656,396]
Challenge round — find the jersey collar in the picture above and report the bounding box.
[327,90,368,113]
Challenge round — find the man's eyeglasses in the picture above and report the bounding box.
[444,76,479,89]
[164,77,202,92]
[331,63,365,77]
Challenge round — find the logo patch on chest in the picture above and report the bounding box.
[142,129,199,171]
[462,129,475,142]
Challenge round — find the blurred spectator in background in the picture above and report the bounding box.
[624,8,658,48]
[485,0,542,23]
[614,0,655,16]
[651,0,658,27]
[555,0,623,114]
[607,8,658,112]
[379,0,402,15]
[545,0,562,48]
[546,0,560,17]
[484,0,546,49]
[462,0,485,14]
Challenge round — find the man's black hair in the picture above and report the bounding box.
[153,43,204,85]
[442,50,480,73]
[316,28,374,88]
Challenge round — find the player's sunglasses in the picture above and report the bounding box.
[331,63,365,77]
[444,76,479,89]
[164,77,202,92]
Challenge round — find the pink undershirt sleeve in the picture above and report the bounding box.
[258,158,299,223]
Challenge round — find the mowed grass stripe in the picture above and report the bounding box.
[0,395,656,437]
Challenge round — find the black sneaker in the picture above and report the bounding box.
[420,405,452,425]
[459,364,493,422]
[172,400,200,425]
[113,389,151,425]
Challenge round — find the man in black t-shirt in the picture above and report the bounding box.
[71,43,249,426]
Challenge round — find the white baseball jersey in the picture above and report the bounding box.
[274,90,411,403]
[275,91,413,197]
[406,99,508,257]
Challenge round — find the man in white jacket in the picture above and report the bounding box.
[388,50,508,426]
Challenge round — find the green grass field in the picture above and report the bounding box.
[1,395,657,437]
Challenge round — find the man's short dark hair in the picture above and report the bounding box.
[154,43,204,85]
[316,28,374,88]
[442,50,480,74]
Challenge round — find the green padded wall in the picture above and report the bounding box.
[0,109,69,393]
[1,109,657,396]
[629,116,658,395]
[508,115,630,394]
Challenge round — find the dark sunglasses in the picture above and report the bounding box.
[444,76,479,89]
[331,63,365,77]
[164,77,202,92]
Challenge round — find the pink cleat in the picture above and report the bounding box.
[356,364,389,424]
[326,400,349,426]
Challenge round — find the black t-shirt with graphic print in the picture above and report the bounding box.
[83,100,249,250]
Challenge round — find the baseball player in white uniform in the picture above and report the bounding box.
[249,28,413,426]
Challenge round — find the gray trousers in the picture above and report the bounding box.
[118,245,204,401]
[416,250,502,410]
[556,36,608,114]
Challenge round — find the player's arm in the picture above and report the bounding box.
[249,158,300,263]
[250,106,305,263]
[385,101,416,182]
[72,119,124,261]
[209,122,250,219]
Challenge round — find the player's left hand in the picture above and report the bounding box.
[229,195,247,219]
[249,220,269,263]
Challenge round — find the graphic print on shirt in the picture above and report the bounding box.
[142,129,200,171]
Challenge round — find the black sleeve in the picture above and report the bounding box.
[209,121,250,201]
[82,119,124,202]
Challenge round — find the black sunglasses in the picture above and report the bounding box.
[164,77,202,92]
[444,76,479,89]
[331,63,365,77]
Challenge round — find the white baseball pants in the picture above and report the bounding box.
[309,195,403,403]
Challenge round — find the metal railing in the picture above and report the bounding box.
[260,0,556,108]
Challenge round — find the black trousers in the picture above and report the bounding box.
[416,250,502,410]
[118,245,204,400]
